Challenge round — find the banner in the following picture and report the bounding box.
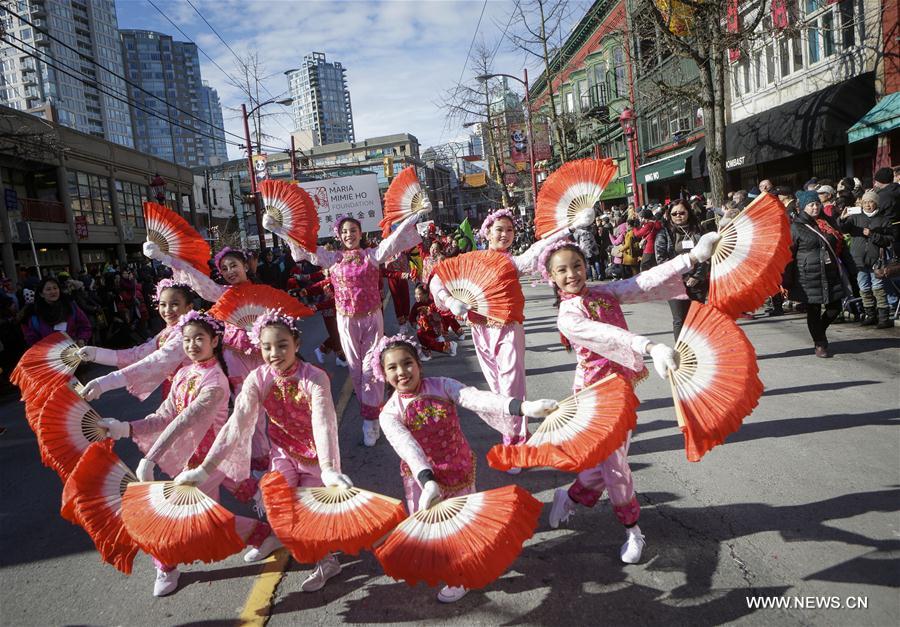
[532,119,552,161]
[252,153,269,182]
[297,173,383,238]
[509,124,529,163]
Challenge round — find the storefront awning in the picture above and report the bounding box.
[848,92,900,143]
[463,172,487,187]
[636,146,694,184]
[725,72,875,171]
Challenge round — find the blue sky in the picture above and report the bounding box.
[113,0,588,160]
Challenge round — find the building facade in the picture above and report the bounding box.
[198,81,228,164]
[286,52,355,146]
[0,0,134,147]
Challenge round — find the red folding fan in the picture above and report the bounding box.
[143,201,211,276]
[707,193,792,317]
[669,302,762,461]
[11,332,81,399]
[487,374,639,472]
[37,381,108,480]
[380,166,430,237]
[258,179,319,252]
[65,441,139,574]
[208,283,314,332]
[433,250,524,325]
[121,481,245,565]
[534,158,618,239]
[22,377,77,433]
[260,471,405,564]
[374,485,541,589]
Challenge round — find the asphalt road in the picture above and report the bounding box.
[1,281,898,627]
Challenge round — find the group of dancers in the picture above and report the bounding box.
[67,201,720,602]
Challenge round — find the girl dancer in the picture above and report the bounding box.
[539,231,719,564]
[370,334,558,603]
[409,284,460,359]
[97,312,272,597]
[430,207,594,460]
[263,212,425,447]
[175,309,351,591]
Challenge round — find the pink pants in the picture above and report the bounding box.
[471,322,527,445]
[337,309,384,420]
[566,433,640,526]
[269,444,323,488]
[402,474,475,515]
[154,469,271,572]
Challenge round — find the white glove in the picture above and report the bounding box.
[521,399,559,418]
[262,213,284,234]
[98,418,130,441]
[174,467,209,486]
[571,207,596,230]
[77,346,97,362]
[418,480,442,511]
[143,240,163,260]
[691,231,721,263]
[136,458,156,482]
[80,379,104,401]
[417,195,433,217]
[649,343,679,380]
[320,469,354,489]
[448,298,470,317]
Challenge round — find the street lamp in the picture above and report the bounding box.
[149,173,166,205]
[241,97,294,252]
[475,71,538,210]
[619,107,642,207]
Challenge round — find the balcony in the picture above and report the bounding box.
[21,198,66,223]
[580,84,610,121]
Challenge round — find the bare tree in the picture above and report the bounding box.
[0,111,67,160]
[224,52,289,153]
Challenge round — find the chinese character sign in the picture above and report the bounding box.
[297,173,383,238]
[74,215,89,240]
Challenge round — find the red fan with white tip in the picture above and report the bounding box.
[380,166,430,237]
[37,381,108,480]
[23,378,78,433]
[260,471,405,563]
[534,158,618,239]
[258,179,319,252]
[707,193,792,317]
[143,201,211,276]
[65,441,139,574]
[487,374,638,472]
[433,250,524,325]
[11,332,81,399]
[374,485,541,589]
[669,302,762,461]
[121,482,245,565]
[208,283,314,332]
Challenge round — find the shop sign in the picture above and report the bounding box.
[74,216,89,240]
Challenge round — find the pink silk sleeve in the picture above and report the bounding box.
[440,377,518,439]
[429,274,452,311]
[603,253,693,304]
[292,244,341,268]
[167,255,226,302]
[558,299,646,372]
[110,336,160,368]
[89,331,187,401]
[379,393,432,480]
[375,214,422,265]
[307,365,341,474]
[512,227,572,276]
[130,395,176,457]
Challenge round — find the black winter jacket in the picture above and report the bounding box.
[839,210,895,268]
[655,223,710,301]
[785,212,847,305]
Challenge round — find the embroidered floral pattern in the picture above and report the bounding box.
[330,249,381,317]
[263,371,318,464]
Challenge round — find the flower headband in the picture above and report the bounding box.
[175,310,225,336]
[478,207,519,241]
[213,246,247,270]
[332,214,361,240]
[364,333,425,383]
[537,239,580,284]
[248,308,302,347]
[154,278,193,303]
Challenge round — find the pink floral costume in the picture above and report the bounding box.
[430,229,572,445]
[129,358,271,570]
[556,254,694,526]
[379,376,520,513]
[198,360,341,491]
[286,214,422,421]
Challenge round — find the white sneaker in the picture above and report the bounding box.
[436,335,445,343]
[448,341,458,357]
[243,533,283,563]
[153,568,180,597]
[335,356,348,367]
[300,554,341,592]
[420,352,432,362]
[620,525,645,564]
[548,487,576,529]
[314,347,326,364]
[437,584,468,603]
[505,467,522,475]
[362,420,380,447]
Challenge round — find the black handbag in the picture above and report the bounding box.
[873,248,900,280]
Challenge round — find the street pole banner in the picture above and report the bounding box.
[298,173,383,238]
[252,153,269,181]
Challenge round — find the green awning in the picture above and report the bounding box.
[848,93,900,143]
[636,147,694,184]
[600,178,626,200]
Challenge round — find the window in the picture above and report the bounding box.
[115,180,146,228]
[839,0,855,48]
[822,11,835,57]
[68,171,113,225]
[565,91,575,113]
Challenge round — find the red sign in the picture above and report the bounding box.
[74,215,88,240]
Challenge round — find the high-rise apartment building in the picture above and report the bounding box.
[0,0,134,147]
[199,81,228,164]
[120,30,223,167]
[286,52,354,146]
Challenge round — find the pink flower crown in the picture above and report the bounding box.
[364,333,426,384]
[537,239,580,285]
[213,246,247,271]
[478,207,519,241]
[332,214,361,240]
[175,310,225,336]
[248,308,302,347]
[153,278,193,303]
